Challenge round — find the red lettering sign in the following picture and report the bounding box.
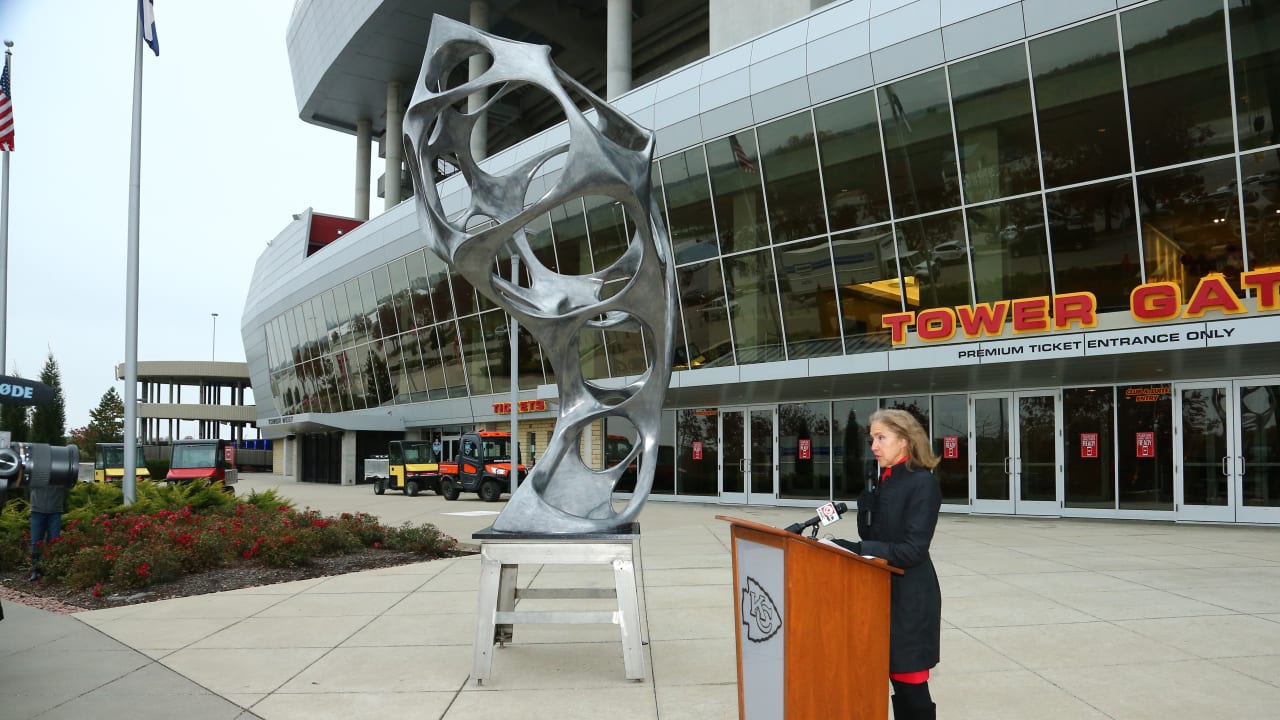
[1135,431,1155,458]
[224,444,235,464]
[798,438,812,460]
[1080,433,1098,459]
[943,435,959,460]
[492,399,548,414]
[692,441,703,461]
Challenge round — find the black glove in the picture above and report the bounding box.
[831,538,861,554]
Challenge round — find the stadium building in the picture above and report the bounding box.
[243,0,1280,524]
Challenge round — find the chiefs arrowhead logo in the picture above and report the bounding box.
[741,577,781,642]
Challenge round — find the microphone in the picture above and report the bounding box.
[784,502,848,535]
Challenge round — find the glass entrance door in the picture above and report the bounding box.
[720,406,777,504]
[970,392,1061,515]
[1177,379,1280,524]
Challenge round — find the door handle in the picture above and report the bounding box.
[1223,456,1230,476]
[739,458,748,474]
[1238,456,1246,476]
[1003,457,1011,474]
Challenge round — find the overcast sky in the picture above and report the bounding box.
[0,1,358,434]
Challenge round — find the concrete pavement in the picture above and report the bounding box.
[3,473,1280,719]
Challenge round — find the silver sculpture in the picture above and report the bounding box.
[404,16,675,533]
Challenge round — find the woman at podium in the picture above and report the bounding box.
[837,408,942,720]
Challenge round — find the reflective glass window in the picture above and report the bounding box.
[966,195,1053,303]
[585,195,631,272]
[457,315,490,395]
[372,266,398,341]
[603,324,648,378]
[424,250,457,321]
[342,347,368,410]
[438,322,469,399]
[931,394,968,505]
[332,349,357,411]
[895,211,970,311]
[814,92,891,231]
[1123,0,1234,170]
[652,410,676,496]
[723,248,784,364]
[1136,158,1244,295]
[1064,387,1115,508]
[380,334,411,404]
[398,330,430,402]
[404,250,433,328]
[676,408,718,496]
[523,213,559,276]
[1030,17,1131,188]
[549,198,593,276]
[707,132,769,254]
[950,45,1040,202]
[832,398,877,500]
[367,342,396,407]
[480,310,511,394]
[774,238,842,359]
[779,402,831,500]
[1116,384,1173,511]
[515,325,546,391]
[358,273,385,341]
[882,396,929,431]
[661,148,718,264]
[879,70,960,217]
[677,259,735,368]
[321,292,340,354]
[757,112,825,242]
[1046,179,1142,313]
[1239,149,1280,269]
[830,226,901,353]
[1231,0,1280,151]
[388,258,415,334]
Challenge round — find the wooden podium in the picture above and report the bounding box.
[718,516,902,720]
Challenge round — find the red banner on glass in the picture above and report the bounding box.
[798,438,812,460]
[1135,431,1155,458]
[1080,433,1098,458]
[224,444,235,464]
[942,436,959,460]
[692,441,703,461]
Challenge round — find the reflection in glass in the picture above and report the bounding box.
[435,321,467,398]
[677,409,718,496]
[967,195,1052,303]
[707,132,768,254]
[722,410,745,494]
[522,213,559,276]
[774,238,842,359]
[949,45,1040,203]
[424,250,456,321]
[397,330,430,402]
[661,148,718,264]
[723,248,784,363]
[358,274,384,341]
[1116,384,1172,510]
[1180,386,1229,507]
[480,310,511,394]
[895,211,970,311]
[757,112,825,242]
[404,250,434,328]
[814,92,891,231]
[1018,395,1056,502]
[750,409,774,495]
[879,70,961,217]
[604,324,647,378]
[1123,0,1234,170]
[931,394,968,504]
[1030,17,1131,188]
[653,410,676,495]
[457,315,490,395]
[1064,387,1115,509]
[1047,179,1142,312]
[342,348,367,410]
[585,195,631,272]
[1231,0,1280,151]
[780,402,830,500]
[1240,383,1280,508]
[1238,149,1280,269]
[1137,158,1245,295]
[882,396,929,432]
[382,334,413,404]
[677,259,735,368]
[830,226,900,352]
[579,327,610,381]
[974,396,1010,501]
[833,398,877,500]
[549,198,593,277]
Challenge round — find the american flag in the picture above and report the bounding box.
[0,52,13,152]
[729,134,755,174]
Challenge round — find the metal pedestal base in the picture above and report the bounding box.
[471,524,646,684]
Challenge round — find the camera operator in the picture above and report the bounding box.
[28,478,67,581]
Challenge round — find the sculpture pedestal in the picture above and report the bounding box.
[470,523,646,684]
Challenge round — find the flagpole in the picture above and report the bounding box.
[123,15,145,506]
[0,41,12,374]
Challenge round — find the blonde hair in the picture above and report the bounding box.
[869,408,940,470]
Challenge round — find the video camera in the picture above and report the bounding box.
[0,374,80,492]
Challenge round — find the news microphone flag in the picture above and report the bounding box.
[139,0,159,56]
[0,52,13,151]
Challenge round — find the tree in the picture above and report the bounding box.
[0,397,30,443]
[88,388,125,444]
[29,352,67,445]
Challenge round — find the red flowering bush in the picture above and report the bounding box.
[1,482,458,593]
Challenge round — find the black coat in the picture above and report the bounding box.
[854,461,941,674]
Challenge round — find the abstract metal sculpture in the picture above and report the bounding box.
[403,16,675,533]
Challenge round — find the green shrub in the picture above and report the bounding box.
[384,522,458,556]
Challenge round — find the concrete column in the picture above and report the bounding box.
[385,81,404,210]
[607,0,632,99]
[341,430,358,485]
[469,0,490,161]
[355,119,372,220]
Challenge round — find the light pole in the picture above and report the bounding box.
[210,312,218,361]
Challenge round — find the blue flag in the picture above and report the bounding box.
[139,0,159,56]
